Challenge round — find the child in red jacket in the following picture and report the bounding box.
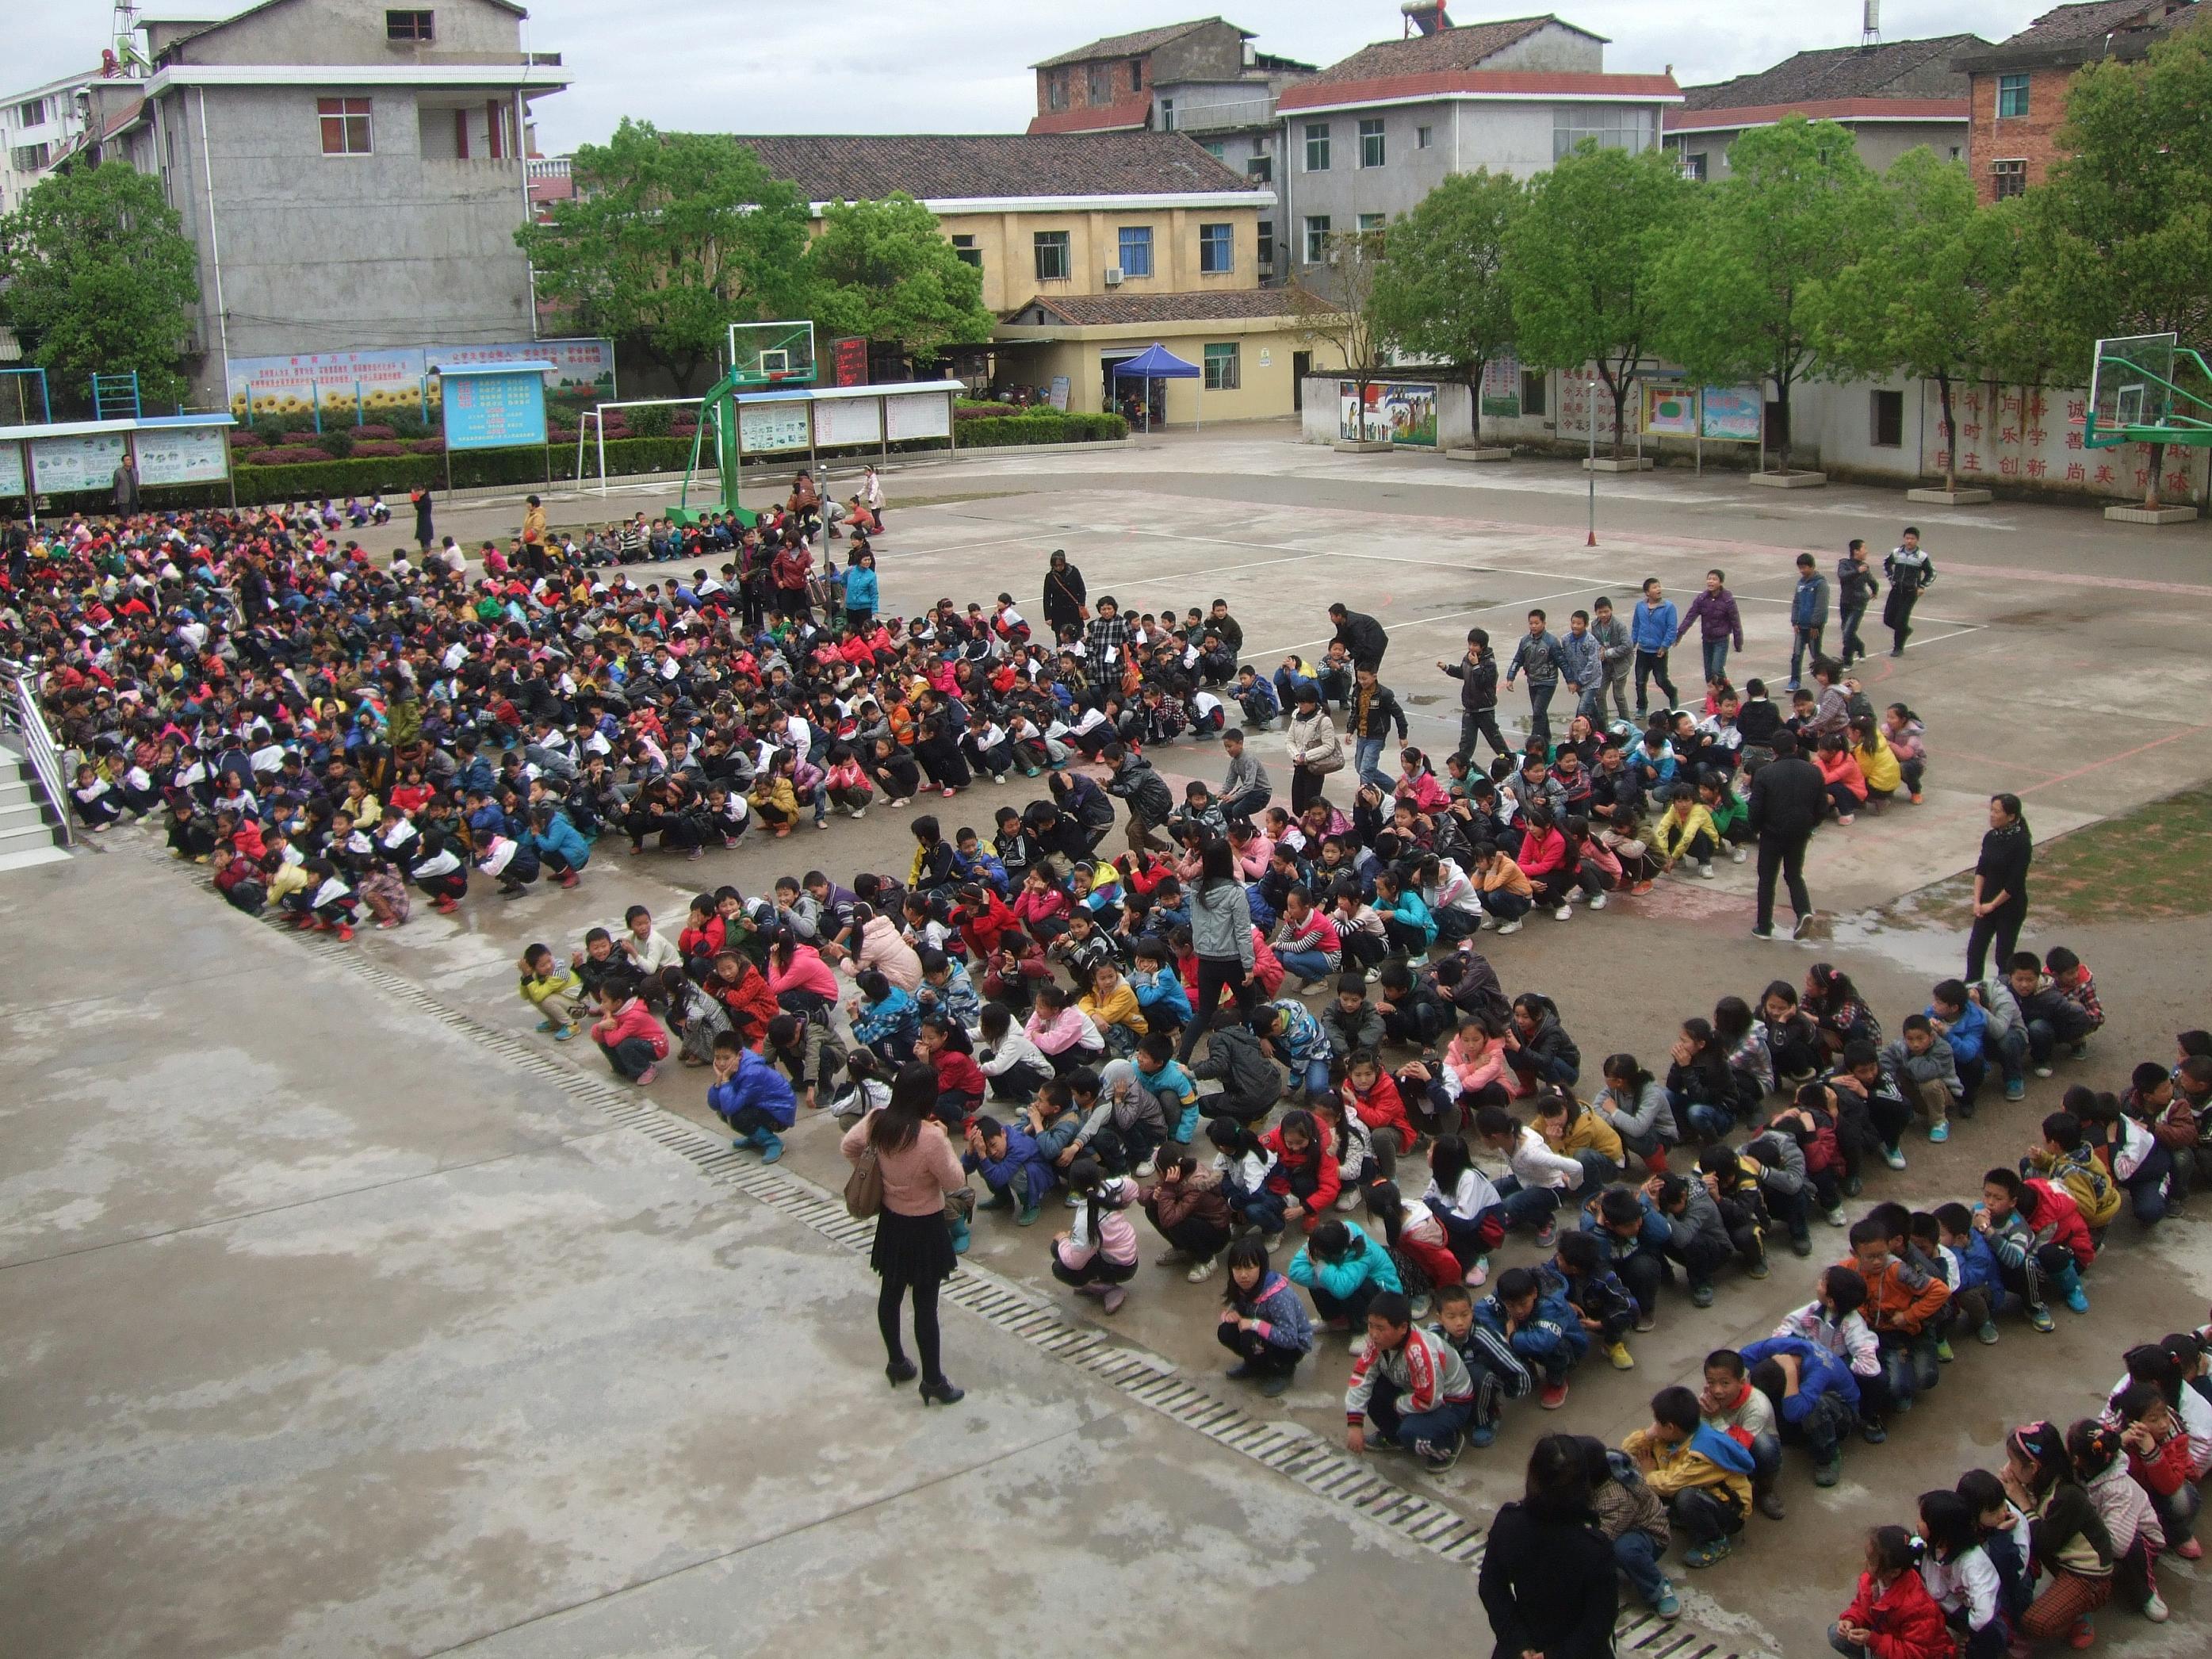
[1343,1052,1415,1159]
[1259,1109,1342,1235]
[592,983,669,1086]
[1832,1525,1952,1659]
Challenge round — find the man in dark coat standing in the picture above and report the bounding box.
[1329,602,1389,672]
[1747,730,1825,941]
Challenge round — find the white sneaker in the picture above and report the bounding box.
[1064,1190,1083,1207]
[1349,1335,1370,1358]
[1552,903,1572,921]
[849,807,867,819]
[1588,891,1607,910]
[1364,967,1381,983]
[1186,1254,1220,1282]
[1478,915,1497,930]
[2145,1592,2169,1623]
[1730,845,1747,864]
[1334,1187,1361,1210]
[1496,919,1522,935]
[1134,1157,1158,1179]
[1699,860,1716,879]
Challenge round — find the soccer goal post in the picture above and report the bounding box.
[576,397,715,496]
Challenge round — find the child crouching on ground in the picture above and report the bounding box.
[518,943,584,1040]
[1051,1155,1139,1314]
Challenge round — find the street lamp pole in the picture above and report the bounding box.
[1586,372,1598,547]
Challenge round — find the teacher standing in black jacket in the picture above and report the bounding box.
[1479,1433,1619,1659]
[1042,549,1087,640]
[1747,730,1825,941]
[1328,602,1389,672]
[1965,793,2032,981]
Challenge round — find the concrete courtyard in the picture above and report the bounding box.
[6,426,2210,1656]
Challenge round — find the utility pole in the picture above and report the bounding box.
[1586,372,1598,547]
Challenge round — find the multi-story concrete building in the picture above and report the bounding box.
[1954,0,2202,205]
[0,68,103,216]
[1275,8,1678,282]
[78,0,569,404]
[1664,35,1986,182]
[1028,19,1314,281]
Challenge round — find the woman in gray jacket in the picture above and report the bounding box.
[1177,839,1257,1063]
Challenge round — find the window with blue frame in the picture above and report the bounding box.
[1118,225,1154,278]
[1199,221,1233,273]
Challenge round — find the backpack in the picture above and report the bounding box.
[2055,1149,2122,1230]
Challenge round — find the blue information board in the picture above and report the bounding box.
[442,365,550,451]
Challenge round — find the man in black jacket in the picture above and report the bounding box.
[1330,602,1389,672]
[1747,731,1824,940]
[1346,665,1409,787]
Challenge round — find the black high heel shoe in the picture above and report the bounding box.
[918,1377,965,1406]
[886,1358,918,1386]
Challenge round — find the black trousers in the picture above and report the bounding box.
[1635,649,1678,711]
[1177,956,1255,1063]
[1965,898,2027,983]
[1755,832,1812,932]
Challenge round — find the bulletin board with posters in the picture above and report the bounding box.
[0,443,25,498]
[812,395,882,449]
[885,391,951,442]
[1698,386,1762,442]
[442,365,551,451]
[737,394,813,454]
[133,423,233,485]
[29,431,129,493]
[1338,381,1438,445]
[1480,354,1521,418]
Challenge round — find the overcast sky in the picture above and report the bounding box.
[17,0,2042,151]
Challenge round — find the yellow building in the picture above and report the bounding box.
[996,289,1345,425]
[735,132,1330,420]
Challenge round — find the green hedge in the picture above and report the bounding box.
[956,412,1127,446]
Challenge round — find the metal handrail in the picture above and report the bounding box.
[0,657,73,850]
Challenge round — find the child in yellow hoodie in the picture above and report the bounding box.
[1078,961,1148,1059]
[1623,1385,1757,1568]
[1649,786,1720,879]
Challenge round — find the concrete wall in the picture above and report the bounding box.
[156,81,537,404]
[1668,121,1965,181]
[997,318,1341,423]
[928,202,1266,313]
[160,0,529,68]
[1296,369,2212,506]
[1482,24,1608,73]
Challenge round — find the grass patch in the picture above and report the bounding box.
[1889,784,2212,930]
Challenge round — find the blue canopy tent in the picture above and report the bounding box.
[1110,343,1202,433]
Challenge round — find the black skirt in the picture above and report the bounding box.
[871,1206,956,1288]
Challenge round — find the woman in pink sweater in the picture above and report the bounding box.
[841,1063,967,1404]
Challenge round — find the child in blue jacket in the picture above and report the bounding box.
[964,1113,1057,1224]
[707,1032,797,1163]
[1739,1332,1860,1487]
[1219,1236,1314,1397]
[1933,1201,2005,1346]
[1475,1265,1589,1408]
[1288,1218,1403,1333]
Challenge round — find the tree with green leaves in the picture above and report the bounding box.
[1505,143,1689,458]
[1651,116,1881,472]
[0,160,199,409]
[516,120,816,393]
[803,194,993,369]
[2007,29,2212,509]
[1369,170,1522,446]
[1818,148,2024,492]
[1291,230,1388,440]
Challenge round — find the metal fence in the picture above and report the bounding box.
[0,657,72,849]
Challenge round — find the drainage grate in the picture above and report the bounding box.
[179,864,1771,1658]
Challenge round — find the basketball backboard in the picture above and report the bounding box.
[2086,333,2187,449]
[726,320,817,389]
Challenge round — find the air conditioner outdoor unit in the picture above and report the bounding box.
[1104,266,1124,285]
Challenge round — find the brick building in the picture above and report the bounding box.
[1954,0,2202,205]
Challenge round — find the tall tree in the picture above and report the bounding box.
[1505,143,1689,458]
[803,195,994,368]
[1818,148,2023,492]
[2010,29,2212,509]
[515,121,816,393]
[0,160,199,409]
[1651,116,1881,472]
[1291,230,1389,440]
[1368,170,1523,446]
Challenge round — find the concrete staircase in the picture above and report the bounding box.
[0,744,72,872]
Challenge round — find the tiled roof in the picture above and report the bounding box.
[736,132,1261,202]
[1296,13,1591,89]
[1680,36,1983,111]
[1956,0,2201,67]
[1012,288,1327,326]
[1667,98,1966,132]
[1034,18,1246,70]
[1026,94,1154,136]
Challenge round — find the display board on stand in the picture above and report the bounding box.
[441,362,553,451]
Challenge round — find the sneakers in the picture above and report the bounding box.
[634,1064,659,1086]
[1588,890,1607,910]
[1746,1253,1770,1280]
[1751,925,1776,940]
[1790,1232,1814,1257]
[1186,1255,1220,1283]
[1815,1456,1843,1487]
[553,1023,579,1043]
[1100,1286,1126,1315]
[2034,1063,2055,1079]
[2029,1303,2057,1333]
[1495,919,1522,935]
[1258,1371,1292,1398]
[1464,1256,1491,1288]
[2004,1079,2026,1102]
[1134,1157,1158,1179]
[1862,1420,1889,1445]
[1016,1204,1043,1226]
[1605,1339,1635,1370]
[1792,913,1815,940]
[1935,1336,1954,1364]
[1698,860,1716,879]
[1468,1420,1497,1448]
[1882,1144,1908,1170]
[1756,1488,1787,1521]
[1977,1320,2001,1346]
[1682,1537,1733,1569]
[2176,1536,2203,1561]
[1730,845,1747,864]
[1655,1588,1682,1619]
[1540,1378,1571,1410]
[2063,1279,2090,1315]
[1349,1335,1370,1358]
[849,806,867,819]
[1415,1435,1464,1473]
[1690,1282,1716,1308]
[2066,1615,2094,1649]
[1533,1221,1557,1249]
[1552,903,1573,921]
[1929,1120,1950,1143]
[1634,1308,1659,1334]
